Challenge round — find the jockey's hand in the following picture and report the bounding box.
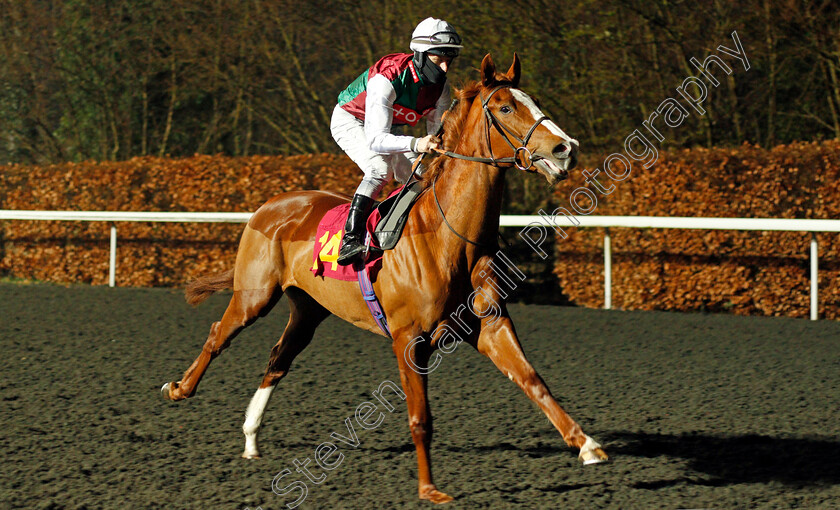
[415,134,442,154]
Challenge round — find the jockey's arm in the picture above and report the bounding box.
[364,74,416,155]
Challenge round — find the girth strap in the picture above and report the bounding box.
[356,234,391,338]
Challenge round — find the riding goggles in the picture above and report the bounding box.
[413,31,462,57]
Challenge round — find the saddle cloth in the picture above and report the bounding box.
[310,203,384,281]
[311,183,426,281]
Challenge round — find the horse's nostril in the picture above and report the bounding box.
[553,142,570,157]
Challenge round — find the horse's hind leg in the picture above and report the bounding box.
[163,227,282,401]
[242,288,329,459]
[162,286,281,401]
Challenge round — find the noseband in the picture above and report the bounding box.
[437,85,549,172]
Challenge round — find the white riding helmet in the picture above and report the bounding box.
[410,17,462,57]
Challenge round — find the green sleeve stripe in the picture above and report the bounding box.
[337,70,370,106]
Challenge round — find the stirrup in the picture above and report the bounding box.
[361,232,382,260]
[337,237,365,266]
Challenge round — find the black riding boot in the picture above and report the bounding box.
[337,194,375,266]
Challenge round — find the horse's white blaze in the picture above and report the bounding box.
[511,89,578,145]
[242,385,275,457]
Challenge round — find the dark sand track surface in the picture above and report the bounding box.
[1,283,839,509]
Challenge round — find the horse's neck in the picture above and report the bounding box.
[429,158,506,255]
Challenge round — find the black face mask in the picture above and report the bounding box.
[413,52,447,86]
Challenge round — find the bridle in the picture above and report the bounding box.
[431,85,554,247]
[434,85,550,172]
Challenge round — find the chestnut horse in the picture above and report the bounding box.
[161,54,608,504]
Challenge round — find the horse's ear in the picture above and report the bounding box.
[481,53,496,87]
[506,53,521,88]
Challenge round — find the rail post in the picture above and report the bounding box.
[109,224,117,288]
[811,232,818,321]
[604,228,612,310]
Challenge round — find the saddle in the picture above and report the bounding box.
[373,180,425,250]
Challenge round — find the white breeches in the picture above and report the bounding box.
[330,106,420,199]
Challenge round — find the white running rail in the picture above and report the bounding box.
[2,211,838,320]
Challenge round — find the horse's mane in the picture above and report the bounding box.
[422,81,482,185]
[422,81,480,185]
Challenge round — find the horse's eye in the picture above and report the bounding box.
[500,105,512,114]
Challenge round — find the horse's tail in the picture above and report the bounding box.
[185,269,234,306]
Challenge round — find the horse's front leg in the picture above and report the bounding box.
[392,331,453,504]
[471,313,608,465]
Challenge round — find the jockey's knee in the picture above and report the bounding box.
[356,175,389,199]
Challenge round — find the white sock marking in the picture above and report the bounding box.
[580,435,601,453]
[579,435,606,465]
[243,385,275,456]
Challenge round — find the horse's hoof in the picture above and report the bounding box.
[579,435,609,465]
[161,382,172,400]
[580,448,609,465]
[420,488,454,504]
[242,451,261,459]
[161,381,184,401]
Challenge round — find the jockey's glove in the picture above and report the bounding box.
[414,134,442,154]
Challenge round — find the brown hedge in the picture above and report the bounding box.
[2,143,838,320]
[0,154,361,287]
[553,140,840,319]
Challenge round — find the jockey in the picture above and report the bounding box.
[330,17,462,266]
